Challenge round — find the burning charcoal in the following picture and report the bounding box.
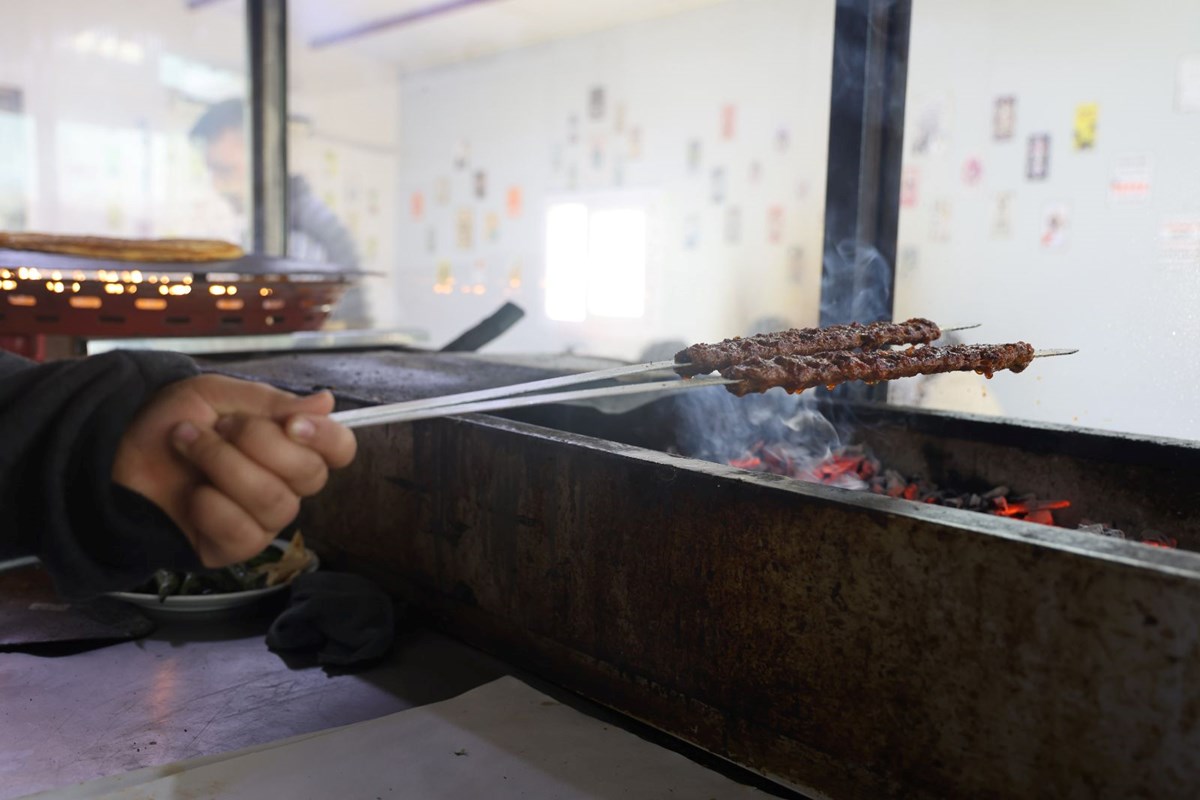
[982,486,1009,500]
[1141,530,1179,549]
[967,493,982,509]
[943,496,964,509]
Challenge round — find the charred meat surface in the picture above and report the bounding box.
[673,318,943,376]
[721,342,1035,396]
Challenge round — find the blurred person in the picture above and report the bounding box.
[189,98,371,328]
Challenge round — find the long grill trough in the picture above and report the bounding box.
[213,349,1200,800]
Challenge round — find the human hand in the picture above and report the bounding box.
[112,375,356,567]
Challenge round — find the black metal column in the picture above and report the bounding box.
[820,0,911,328]
[247,0,289,256]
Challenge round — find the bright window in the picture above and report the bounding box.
[544,202,647,323]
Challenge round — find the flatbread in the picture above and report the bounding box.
[0,232,244,263]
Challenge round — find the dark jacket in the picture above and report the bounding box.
[0,350,202,598]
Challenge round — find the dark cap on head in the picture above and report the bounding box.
[189,98,244,144]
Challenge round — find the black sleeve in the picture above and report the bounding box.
[0,349,204,599]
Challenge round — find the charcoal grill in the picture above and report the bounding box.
[213,349,1200,799]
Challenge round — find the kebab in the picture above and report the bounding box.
[673,317,948,376]
[328,324,1075,429]
[719,342,1039,397]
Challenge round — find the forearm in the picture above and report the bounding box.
[0,350,203,597]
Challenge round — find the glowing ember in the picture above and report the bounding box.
[727,443,1175,548]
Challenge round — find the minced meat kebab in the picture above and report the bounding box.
[719,343,1036,397]
[673,318,943,377]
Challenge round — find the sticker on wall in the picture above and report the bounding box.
[776,127,791,153]
[456,209,474,250]
[687,140,702,173]
[931,199,952,242]
[1108,154,1152,204]
[410,191,425,220]
[725,206,741,244]
[507,262,523,290]
[474,170,487,200]
[910,94,951,156]
[426,227,437,254]
[434,260,453,293]
[485,211,499,243]
[711,168,726,204]
[787,246,804,284]
[900,167,920,208]
[1176,55,1200,112]
[683,213,701,250]
[506,186,523,218]
[1039,203,1070,250]
[1026,133,1050,180]
[795,180,812,202]
[436,177,450,205]
[992,192,1014,239]
[720,104,737,141]
[613,158,625,187]
[365,235,378,260]
[469,259,488,295]
[993,96,1016,141]
[1073,103,1099,150]
[767,205,784,245]
[628,127,642,160]
[961,157,983,186]
[1158,217,1200,267]
[591,136,606,170]
[898,245,920,277]
[589,86,606,121]
[749,161,762,184]
[454,140,471,170]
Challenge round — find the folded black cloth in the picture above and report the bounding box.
[266,572,395,667]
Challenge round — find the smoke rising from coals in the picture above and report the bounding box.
[673,240,894,482]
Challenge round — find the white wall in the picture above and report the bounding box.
[894,0,1200,441]
[391,0,835,358]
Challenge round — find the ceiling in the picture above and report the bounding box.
[286,0,733,74]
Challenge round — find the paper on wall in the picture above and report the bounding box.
[1040,203,1070,250]
[1108,154,1152,204]
[1176,54,1200,112]
[993,95,1016,141]
[1073,102,1098,150]
[1159,217,1200,267]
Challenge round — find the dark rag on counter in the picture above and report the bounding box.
[266,572,395,666]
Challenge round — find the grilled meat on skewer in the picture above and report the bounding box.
[674,318,943,376]
[720,342,1036,397]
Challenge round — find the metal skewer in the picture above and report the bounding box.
[329,359,677,425]
[332,376,737,429]
[1033,349,1079,358]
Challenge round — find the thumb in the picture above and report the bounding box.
[279,390,335,419]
